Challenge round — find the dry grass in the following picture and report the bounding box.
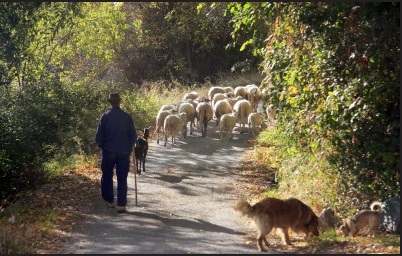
[0,154,100,254]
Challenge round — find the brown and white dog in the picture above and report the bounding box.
[234,197,320,252]
[338,201,383,237]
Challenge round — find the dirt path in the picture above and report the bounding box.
[62,124,263,254]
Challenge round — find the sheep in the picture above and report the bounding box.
[219,113,237,140]
[224,92,235,98]
[196,101,213,137]
[223,86,234,94]
[213,99,233,126]
[233,99,252,129]
[182,91,199,101]
[160,104,177,112]
[178,102,196,136]
[155,109,175,144]
[245,84,262,111]
[235,96,244,101]
[234,86,247,98]
[248,112,264,137]
[196,96,209,103]
[212,93,227,108]
[226,97,237,108]
[208,86,226,100]
[184,98,199,127]
[163,113,187,147]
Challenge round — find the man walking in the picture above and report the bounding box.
[96,93,137,213]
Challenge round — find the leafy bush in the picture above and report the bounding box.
[228,2,399,209]
[257,128,348,216]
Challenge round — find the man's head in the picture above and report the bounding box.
[108,93,121,107]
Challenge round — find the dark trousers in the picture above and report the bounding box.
[101,149,130,206]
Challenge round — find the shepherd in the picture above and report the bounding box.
[95,93,137,213]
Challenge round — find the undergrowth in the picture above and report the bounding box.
[256,127,355,218]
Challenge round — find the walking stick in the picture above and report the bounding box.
[132,152,138,206]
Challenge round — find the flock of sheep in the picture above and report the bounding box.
[155,84,269,146]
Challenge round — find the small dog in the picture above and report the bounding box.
[338,201,383,237]
[318,207,340,232]
[134,128,149,175]
[234,197,320,252]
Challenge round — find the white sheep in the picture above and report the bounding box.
[182,91,199,101]
[160,104,177,112]
[219,113,237,140]
[245,84,262,112]
[208,86,226,100]
[212,93,227,108]
[178,102,196,137]
[196,101,213,137]
[233,99,252,129]
[213,99,233,126]
[234,86,247,98]
[223,92,235,98]
[163,113,187,147]
[155,109,174,144]
[185,98,199,127]
[223,86,234,94]
[226,97,237,108]
[248,112,264,137]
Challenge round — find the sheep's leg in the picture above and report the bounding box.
[190,120,193,135]
[164,134,167,147]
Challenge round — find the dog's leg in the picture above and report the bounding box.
[263,236,270,248]
[256,234,266,252]
[279,228,291,245]
[143,152,147,173]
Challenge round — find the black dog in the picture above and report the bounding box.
[134,128,149,175]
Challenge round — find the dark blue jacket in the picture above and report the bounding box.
[95,106,137,154]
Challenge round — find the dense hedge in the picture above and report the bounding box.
[260,3,399,204]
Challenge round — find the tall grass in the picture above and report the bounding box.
[256,127,355,218]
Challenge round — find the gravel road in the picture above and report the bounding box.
[62,123,269,254]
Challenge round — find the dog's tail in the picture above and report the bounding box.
[234,199,254,217]
[370,201,383,212]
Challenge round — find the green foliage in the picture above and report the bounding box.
[118,2,254,83]
[247,2,399,206]
[257,128,348,216]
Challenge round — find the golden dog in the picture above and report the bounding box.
[235,197,320,252]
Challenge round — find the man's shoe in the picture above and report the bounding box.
[116,206,127,213]
[106,201,115,208]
